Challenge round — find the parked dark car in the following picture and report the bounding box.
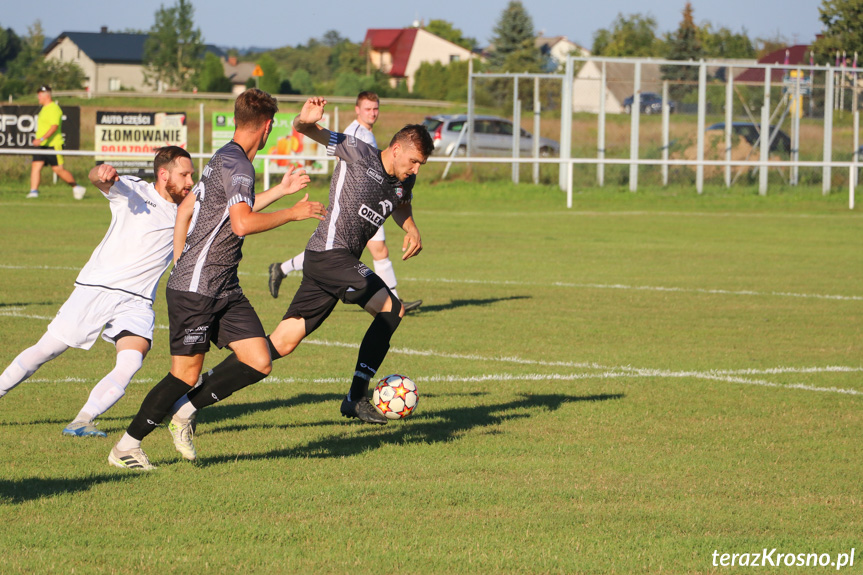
[622,92,676,114]
[421,114,559,157]
[706,122,791,154]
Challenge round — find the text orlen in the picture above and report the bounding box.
[712,548,855,570]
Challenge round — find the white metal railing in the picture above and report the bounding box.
[0,148,856,210]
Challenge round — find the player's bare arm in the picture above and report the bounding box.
[391,203,422,260]
[229,196,325,237]
[253,167,312,212]
[88,163,119,195]
[173,191,196,263]
[293,97,331,146]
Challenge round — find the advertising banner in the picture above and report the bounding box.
[0,105,80,150]
[212,112,329,174]
[95,111,187,176]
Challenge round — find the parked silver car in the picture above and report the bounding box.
[422,114,559,157]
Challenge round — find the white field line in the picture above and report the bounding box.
[3,310,860,396]
[15,336,862,396]
[21,368,863,396]
[4,263,860,302]
[401,277,863,302]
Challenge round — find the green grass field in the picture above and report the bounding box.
[1,178,861,574]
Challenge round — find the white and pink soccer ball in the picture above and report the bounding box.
[372,374,419,420]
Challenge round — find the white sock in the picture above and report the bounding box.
[173,396,198,421]
[77,349,143,421]
[116,432,141,451]
[0,332,69,397]
[373,257,399,298]
[281,251,305,274]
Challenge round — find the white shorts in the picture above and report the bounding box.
[47,286,156,350]
[369,226,386,242]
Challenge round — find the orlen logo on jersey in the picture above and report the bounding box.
[366,168,384,184]
[358,204,385,227]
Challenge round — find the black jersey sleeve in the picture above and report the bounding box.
[327,130,378,164]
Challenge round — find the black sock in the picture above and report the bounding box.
[348,307,401,401]
[266,335,282,360]
[126,373,192,440]
[186,354,268,410]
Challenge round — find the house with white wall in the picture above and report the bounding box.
[363,27,479,92]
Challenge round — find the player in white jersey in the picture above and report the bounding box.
[0,147,195,437]
[268,91,422,312]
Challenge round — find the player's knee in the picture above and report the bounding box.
[378,292,402,331]
[242,354,272,375]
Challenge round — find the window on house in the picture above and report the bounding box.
[450,54,460,63]
[108,78,122,91]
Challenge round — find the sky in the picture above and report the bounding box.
[3,0,823,51]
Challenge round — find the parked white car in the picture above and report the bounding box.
[422,114,559,157]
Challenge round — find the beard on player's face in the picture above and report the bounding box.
[165,176,192,204]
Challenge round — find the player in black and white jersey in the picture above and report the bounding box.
[108,89,325,470]
[174,96,433,432]
[268,92,422,313]
[0,147,194,437]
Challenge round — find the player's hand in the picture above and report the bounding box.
[96,164,120,184]
[282,167,310,195]
[289,193,326,221]
[298,97,327,125]
[402,229,422,260]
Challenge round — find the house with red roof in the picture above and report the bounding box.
[735,45,812,84]
[363,27,479,92]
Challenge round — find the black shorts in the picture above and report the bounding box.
[167,288,266,356]
[284,249,388,335]
[33,152,59,166]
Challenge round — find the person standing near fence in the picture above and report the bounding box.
[27,85,87,200]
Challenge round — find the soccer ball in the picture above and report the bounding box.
[372,374,419,420]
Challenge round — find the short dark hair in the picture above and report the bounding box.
[153,146,192,180]
[234,88,278,130]
[356,91,379,106]
[389,124,435,158]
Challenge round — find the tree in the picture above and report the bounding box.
[425,20,477,51]
[812,0,863,63]
[489,0,542,71]
[196,52,231,92]
[591,13,662,57]
[143,0,204,91]
[290,69,314,95]
[413,59,476,102]
[699,25,755,59]
[662,3,704,98]
[1,21,84,97]
[255,53,281,94]
[321,30,347,48]
[0,24,22,72]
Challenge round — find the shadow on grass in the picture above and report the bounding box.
[414,295,532,314]
[0,392,622,502]
[341,295,532,314]
[0,474,132,504]
[199,391,624,466]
